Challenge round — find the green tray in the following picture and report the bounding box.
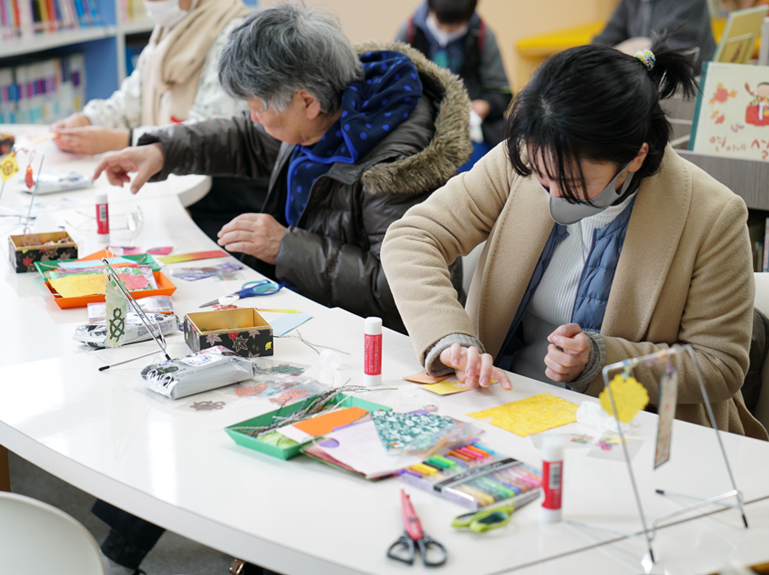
[225,393,391,460]
[33,253,162,275]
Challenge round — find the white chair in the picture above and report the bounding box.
[0,491,106,575]
[753,272,769,432]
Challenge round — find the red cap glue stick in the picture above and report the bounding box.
[364,317,382,387]
[95,190,109,235]
[541,436,564,523]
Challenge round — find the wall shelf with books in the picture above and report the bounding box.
[0,0,258,124]
[0,26,117,59]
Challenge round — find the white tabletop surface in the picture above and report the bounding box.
[1,127,768,575]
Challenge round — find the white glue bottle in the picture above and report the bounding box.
[541,435,564,523]
[363,317,382,387]
[95,190,109,236]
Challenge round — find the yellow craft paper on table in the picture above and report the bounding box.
[49,274,108,298]
[467,393,579,437]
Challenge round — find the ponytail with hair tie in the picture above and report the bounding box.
[634,49,656,72]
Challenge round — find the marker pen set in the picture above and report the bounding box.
[397,443,542,510]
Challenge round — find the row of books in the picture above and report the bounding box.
[0,0,102,39]
[119,0,146,23]
[0,54,86,124]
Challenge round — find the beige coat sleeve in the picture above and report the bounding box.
[382,144,514,363]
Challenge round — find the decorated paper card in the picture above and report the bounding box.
[105,278,127,348]
[467,393,579,437]
[599,374,649,423]
[654,368,679,469]
[691,62,769,161]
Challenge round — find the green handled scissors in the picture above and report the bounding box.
[451,490,539,533]
[199,280,282,308]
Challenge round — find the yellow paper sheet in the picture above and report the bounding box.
[419,376,498,396]
[49,274,108,298]
[467,393,579,437]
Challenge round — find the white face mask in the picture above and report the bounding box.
[425,13,468,47]
[540,164,635,226]
[143,0,194,29]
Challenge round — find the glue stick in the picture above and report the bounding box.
[364,317,382,387]
[541,436,564,523]
[95,190,109,235]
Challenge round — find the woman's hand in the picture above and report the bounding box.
[544,323,591,383]
[439,343,512,390]
[50,113,91,131]
[92,143,165,193]
[217,213,287,265]
[52,127,130,155]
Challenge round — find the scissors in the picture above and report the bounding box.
[451,490,540,533]
[199,280,282,308]
[387,489,447,567]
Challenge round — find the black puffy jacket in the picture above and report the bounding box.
[139,42,472,332]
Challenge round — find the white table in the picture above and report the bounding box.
[1,132,769,575]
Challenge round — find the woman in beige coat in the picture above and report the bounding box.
[382,39,768,439]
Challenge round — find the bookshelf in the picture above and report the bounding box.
[0,0,257,118]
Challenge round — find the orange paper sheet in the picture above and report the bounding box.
[404,370,450,384]
[292,407,368,437]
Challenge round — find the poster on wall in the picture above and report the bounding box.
[690,61,769,162]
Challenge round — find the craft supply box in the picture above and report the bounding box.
[225,394,392,460]
[184,308,273,358]
[8,231,77,273]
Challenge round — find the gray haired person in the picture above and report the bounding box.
[90,5,471,574]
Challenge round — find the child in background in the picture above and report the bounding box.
[591,0,715,64]
[396,0,511,162]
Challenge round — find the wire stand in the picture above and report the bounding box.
[98,257,173,371]
[0,147,43,224]
[567,344,747,565]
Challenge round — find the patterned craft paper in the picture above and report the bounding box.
[467,393,579,437]
[49,270,152,298]
[691,62,769,161]
[371,411,456,451]
[654,368,679,469]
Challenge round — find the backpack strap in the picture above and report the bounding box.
[477,18,486,53]
[407,16,415,45]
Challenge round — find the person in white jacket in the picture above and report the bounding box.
[50,0,249,155]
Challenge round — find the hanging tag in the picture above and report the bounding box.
[654,367,678,469]
[0,152,19,182]
[599,372,649,423]
[25,164,34,189]
[106,278,127,348]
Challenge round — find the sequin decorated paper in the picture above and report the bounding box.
[467,393,579,437]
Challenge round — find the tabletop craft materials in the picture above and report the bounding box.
[160,250,228,264]
[398,443,542,510]
[371,411,458,454]
[599,373,650,423]
[142,346,258,400]
[467,393,579,437]
[387,489,448,567]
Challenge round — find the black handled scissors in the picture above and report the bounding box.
[199,280,281,308]
[387,489,447,567]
